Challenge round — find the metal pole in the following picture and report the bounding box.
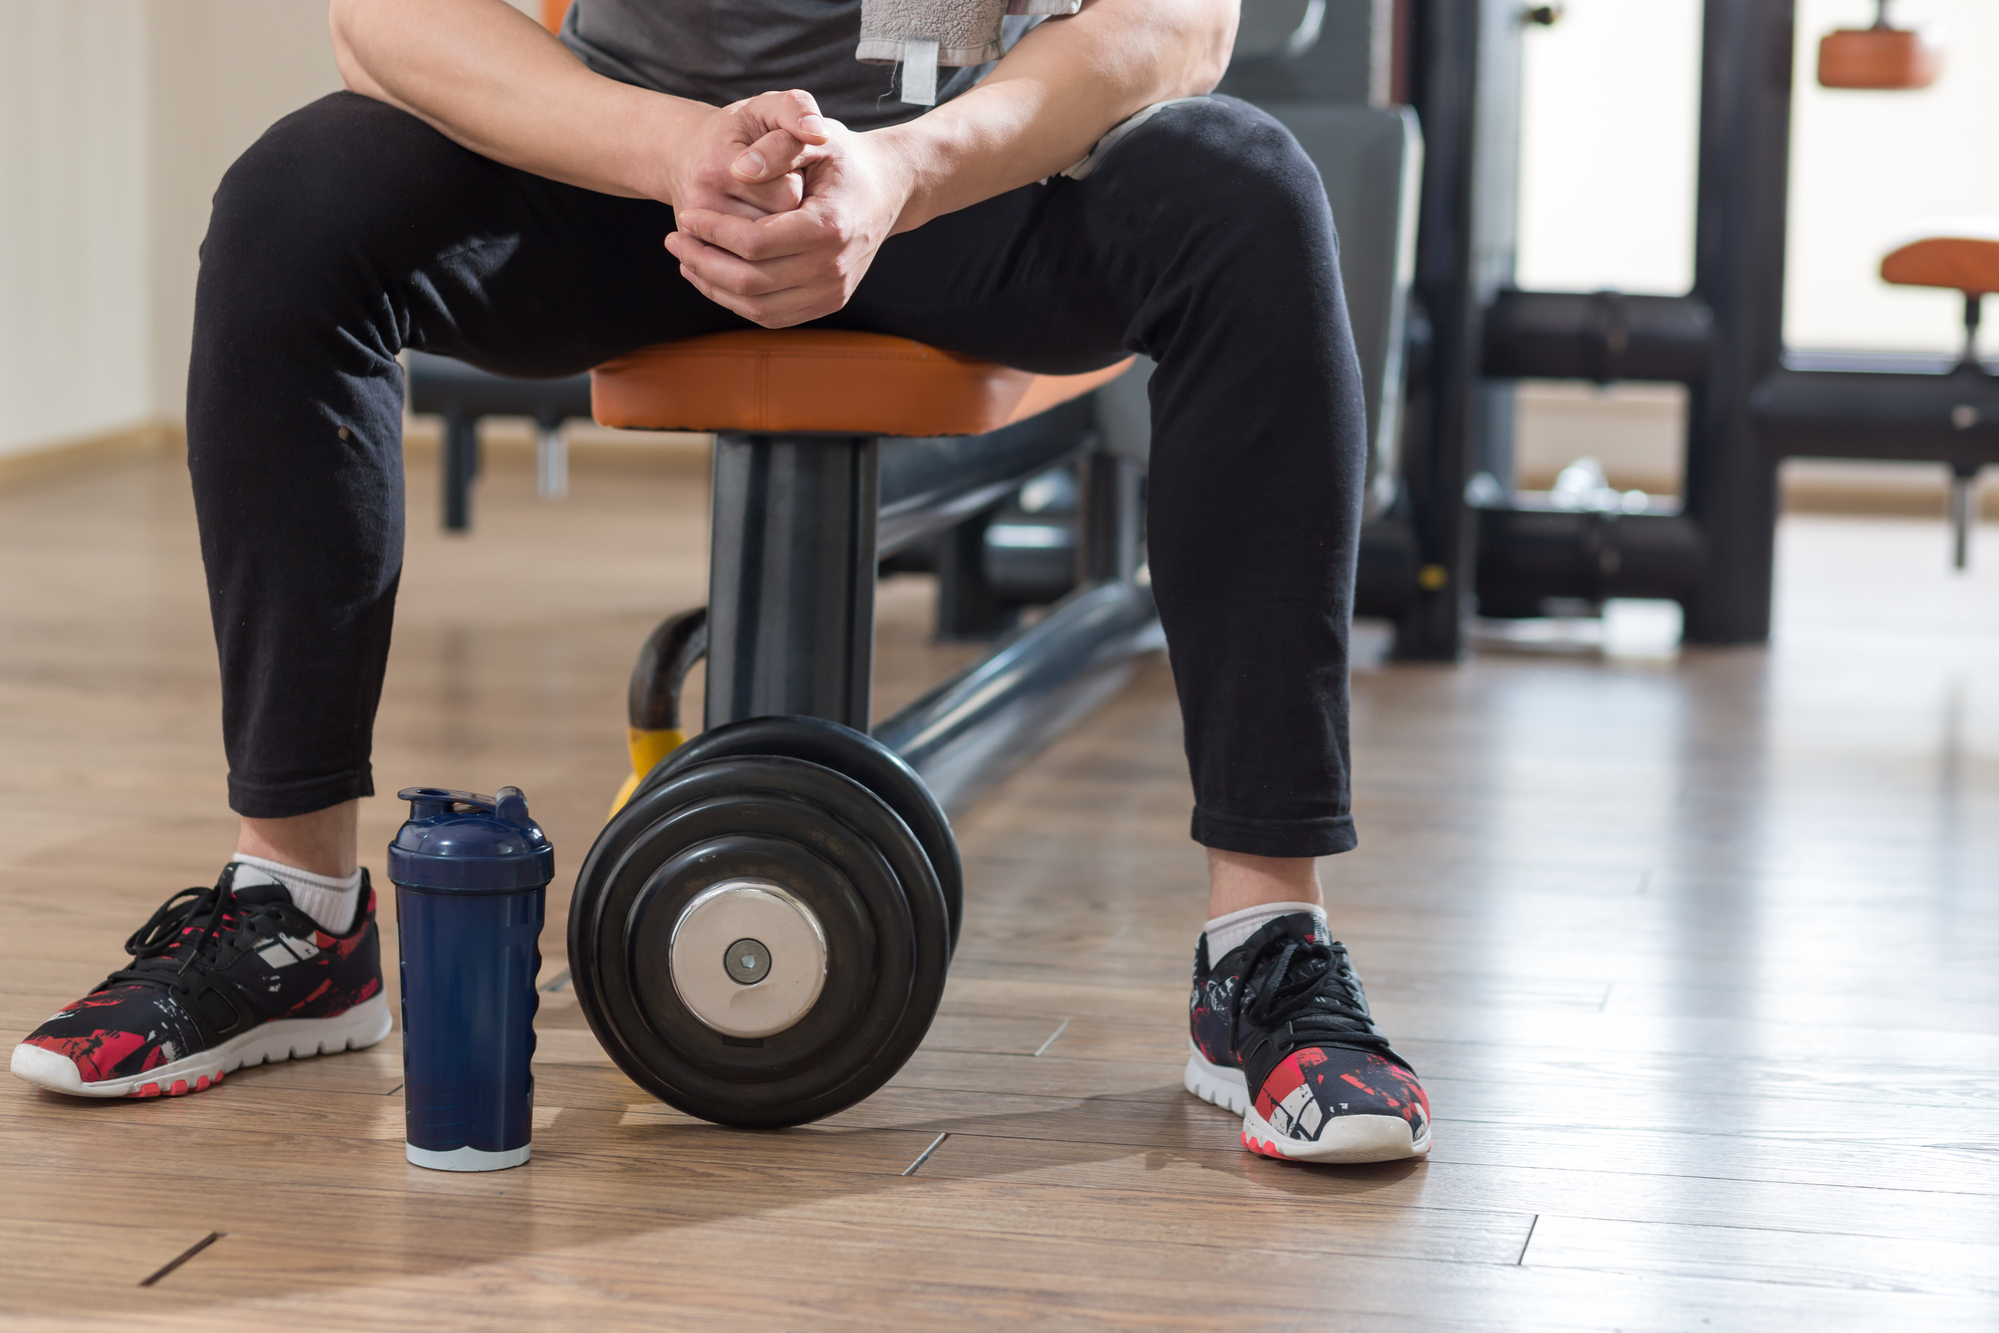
[1077,449,1144,586]
[1396,0,1523,657]
[875,581,1163,814]
[704,435,879,730]
[1682,0,1795,644]
[1949,468,1976,571]
[442,410,478,533]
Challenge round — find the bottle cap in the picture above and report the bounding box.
[388,787,555,892]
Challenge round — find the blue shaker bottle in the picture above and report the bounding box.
[389,786,554,1171]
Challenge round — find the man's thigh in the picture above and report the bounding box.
[831,177,1136,375]
[203,91,741,378]
[832,98,1315,377]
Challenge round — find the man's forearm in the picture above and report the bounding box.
[879,0,1238,232]
[330,0,702,201]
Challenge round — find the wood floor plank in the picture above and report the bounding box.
[1523,1213,1999,1297]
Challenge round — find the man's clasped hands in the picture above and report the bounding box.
[662,90,921,329]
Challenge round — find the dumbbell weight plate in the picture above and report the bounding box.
[570,754,949,1127]
[618,818,887,1086]
[635,716,964,953]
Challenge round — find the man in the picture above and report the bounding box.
[10,0,1430,1164]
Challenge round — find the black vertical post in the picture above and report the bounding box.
[442,410,479,533]
[705,435,879,730]
[1683,0,1794,644]
[1078,448,1144,586]
[1397,0,1522,658]
[934,508,1014,641]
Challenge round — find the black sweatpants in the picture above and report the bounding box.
[189,91,1368,858]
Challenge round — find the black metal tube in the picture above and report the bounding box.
[933,506,1014,641]
[405,350,592,421]
[442,412,478,533]
[1483,290,1714,384]
[876,398,1094,555]
[629,608,710,732]
[1077,450,1144,587]
[1355,517,1421,619]
[705,434,879,731]
[1475,506,1705,615]
[874,581,1164,815]
[1751,366,1999,470]
[1396,0,1523,660]
[1681,0,1794,644]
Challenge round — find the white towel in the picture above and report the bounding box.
[857,0,1082,104]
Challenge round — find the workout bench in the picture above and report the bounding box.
[565,330,1158,1127]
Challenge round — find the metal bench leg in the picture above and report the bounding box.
[705,433,879,730]
[536,414,568,501]
[1950,465,1978,572]
[1078,448,1144,585]
[442,410,480,533]
[935,507,1016,642]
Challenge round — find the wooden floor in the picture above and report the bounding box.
[2,446,1996,1331]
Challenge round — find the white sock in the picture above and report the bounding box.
[1202,900,1326,961]
[230,854,364,934]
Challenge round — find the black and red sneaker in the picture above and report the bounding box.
[1186,911,1430,1163]
[10,863,390,1099]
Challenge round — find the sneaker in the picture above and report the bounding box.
[10,863,391,1098]
[1185,910,1430,1163]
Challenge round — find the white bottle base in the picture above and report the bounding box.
[406,1141,531,1172]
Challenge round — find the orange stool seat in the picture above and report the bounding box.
[592,330,1133,436]
[1817,25,1942,90]
[1880,223,1999,296]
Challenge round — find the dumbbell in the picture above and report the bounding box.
[567,715,960,1128]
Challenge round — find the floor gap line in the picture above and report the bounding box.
[901,1132,950,1177]
[1032,1018,1072,1057]
[140,1232,224,1288]
[540,967,572,993]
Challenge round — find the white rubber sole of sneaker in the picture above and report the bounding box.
[10,993,393,1099]
[1183,1040,1430,1164]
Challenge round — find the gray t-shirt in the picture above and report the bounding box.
[559,0,1002,131]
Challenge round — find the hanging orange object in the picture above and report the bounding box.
[541,0,572,34]
[1818,27,1942,88]
[1818,0,1942,90]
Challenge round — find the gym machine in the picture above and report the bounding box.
[546,332,1148,1126]
[1374,0,1998,658]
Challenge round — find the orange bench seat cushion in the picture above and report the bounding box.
[592,330,1133,437]
[1880,226,1999,296]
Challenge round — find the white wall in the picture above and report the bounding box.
[0,0,340,460]
[0,2,152,457]
[147,4,346,420]
[1515,0,1704,296]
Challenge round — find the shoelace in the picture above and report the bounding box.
[1237,934,1393,1056]
[104,868,277,989]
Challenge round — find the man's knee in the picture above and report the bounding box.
[1107,97,1334,248]
[200,92,457,324]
